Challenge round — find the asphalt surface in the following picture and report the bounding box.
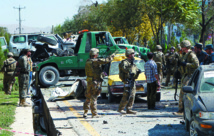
[41,78,189,136]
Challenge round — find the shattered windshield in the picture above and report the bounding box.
[109,60,145,75]
[200,71,214,93]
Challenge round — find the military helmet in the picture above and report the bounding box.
[125,49,135,57]
[7,52,13,57]
[170,46,175,50]
[156,45,162,50]
[177,46,181,51]
[180,40,191,48]
[90,48,99,56]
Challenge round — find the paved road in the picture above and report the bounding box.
[42,79,189,136]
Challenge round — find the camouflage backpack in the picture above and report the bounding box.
[4,58,16,72]
[119,60,127,82]
[153,51,163,68]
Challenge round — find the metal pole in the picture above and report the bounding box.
[14,5,25,34]
[161,0,163,48]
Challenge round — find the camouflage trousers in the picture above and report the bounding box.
[147,81,157,109]
[3,74,15,95]
[178,74,191,111]
[118,82,136,111]
[165,67,176,86]
[83,80,102,116]
[18,73,29,99]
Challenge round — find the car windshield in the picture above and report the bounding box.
[200,71,214,93]
[0,38,6,46]
[109,60,145,75]
[13,35,26,43]
[28,35,38,41]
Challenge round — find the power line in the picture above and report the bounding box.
[13,5,25,34]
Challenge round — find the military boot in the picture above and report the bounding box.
[126,109,137,114]
[117,109,126,114]
[20,99,31,107]
[92,114,100,118]
[83,110,88,118]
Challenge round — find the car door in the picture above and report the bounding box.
[184,70,200,120]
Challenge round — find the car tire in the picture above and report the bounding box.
[101,93,107,99]
[39,66,59,87]
[156,93,161,102]
[37,35,57,45]
[189,118,198,136]
[108,86,115,103]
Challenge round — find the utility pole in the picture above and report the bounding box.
[14,5,25,34]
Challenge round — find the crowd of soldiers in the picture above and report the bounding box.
[1,49,32,107]
[153,40,214,115]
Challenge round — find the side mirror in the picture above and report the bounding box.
[183,86,194,93]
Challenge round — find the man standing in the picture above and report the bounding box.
[1,52,16,95]
[205,44,214,64]
[153,45,166,83]
[18,49,31,107]
[175,40,199,115]
[194,43,208,65]
[165,47,179,87]
[144,52,160,110]
[118,49,141,114]
[83,48,114,118]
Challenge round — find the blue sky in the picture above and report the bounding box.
[0,0,106,28]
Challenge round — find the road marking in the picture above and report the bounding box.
[63,100,100,136]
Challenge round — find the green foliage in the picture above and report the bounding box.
[0,73,19,136]
[148,39,156,52]
[0,27,10,45]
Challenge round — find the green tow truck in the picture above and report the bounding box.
[33,30,148,87]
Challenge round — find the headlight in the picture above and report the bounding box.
[198,111,214,119]
[112,81,124,86]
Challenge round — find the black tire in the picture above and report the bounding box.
[189,118,198,136]
[37,35,57,45]
[156,93,161,101]
[39,66,59,87]
[108,86,115,103]
[59,76,70,81]
[101,93,107,99]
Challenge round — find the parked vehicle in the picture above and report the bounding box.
[0,36,7,51]
[183,64,214,135]
[101,54,161,102]
[9,33,75,58]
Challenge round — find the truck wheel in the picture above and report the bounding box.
[156,93,161,102]
[39,66,59,87]
[37,35,57,45]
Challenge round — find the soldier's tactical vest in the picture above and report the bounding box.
[168,52,177,65]
[119,59,138,82]
[183,51,197,75]
[4,58,16,73]
[153,51,163,69]
[85,58,102,81]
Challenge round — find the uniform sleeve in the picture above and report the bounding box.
[23,57,28,72]
[162,53,166,66]
[186,53,199,69]
[93,57,112,65]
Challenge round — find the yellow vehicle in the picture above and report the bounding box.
[101,54,161,102]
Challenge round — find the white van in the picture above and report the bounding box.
[0,36,8,51]
[9,34,60,57]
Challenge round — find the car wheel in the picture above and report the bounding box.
[108,86,115,103]
[189,119,198,136]
[156,93,161,102]
[39,66,59,87]
[101,93,107,99]
[184,110,190,131]
[37,35,57,45]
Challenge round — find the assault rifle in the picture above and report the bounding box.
[126,72,135,100]
[174,60,181,101]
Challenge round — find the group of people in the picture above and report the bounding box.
[83,40,214,118]
[1,49,33,107]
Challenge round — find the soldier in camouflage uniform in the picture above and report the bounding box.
[118,49,140,114]
[18,49,31,107]
[83,48,114,118]
[175,40,199,115]
[165,47,179,86]
[1,52,16,95]
[153,45,166,83]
